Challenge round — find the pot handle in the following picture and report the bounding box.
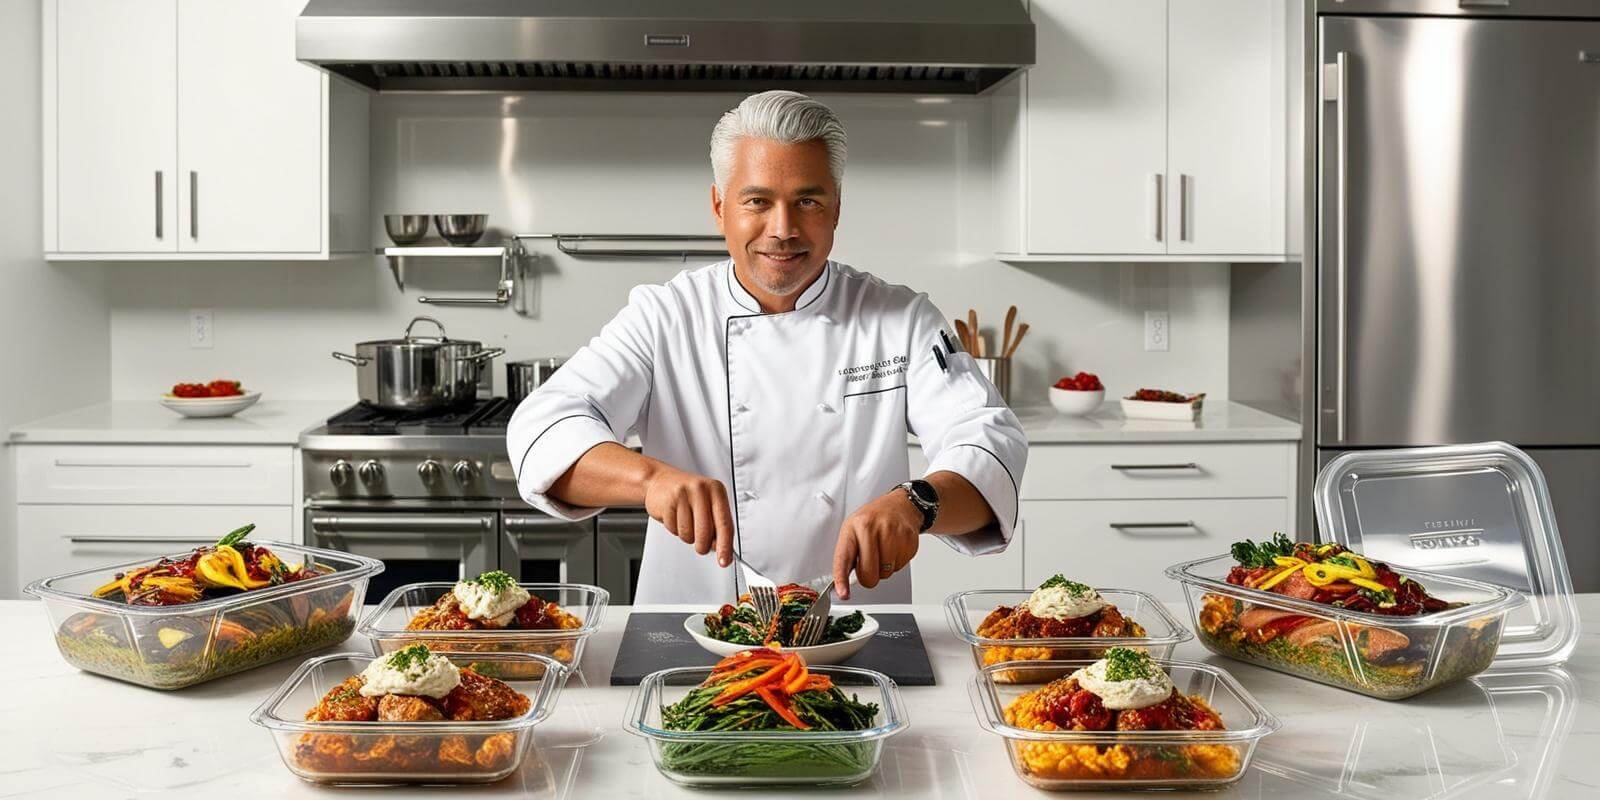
[404,315,447,341]
[331,351,369,366]
[464,346,506,364]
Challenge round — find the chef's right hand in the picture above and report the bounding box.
[643,463,736,567]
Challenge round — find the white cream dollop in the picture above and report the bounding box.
[1023,583,1109,621]
[359,648,461,698]
[1069,657,1175,710]
[453,577,530,627]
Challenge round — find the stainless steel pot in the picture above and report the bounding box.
[331,316,504,412]
[506,357,566,404]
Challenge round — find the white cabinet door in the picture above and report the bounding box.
[1167,0,1285,256]
[54,0,177,253]
[18,505,293,590]
[1026,0,1168,255]
[1022,497,1287,600]
[176,0,323,253]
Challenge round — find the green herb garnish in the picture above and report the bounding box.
[1358,586,1397,606]
[467,570,516,593]
[215,523,255,548]
[1101,647,1158,682]
[1038,575,1092,595]
[385,644,433,671]
[1230,533,1295,568]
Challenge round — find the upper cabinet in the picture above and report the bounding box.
[996,0,1287,261]
[43,0,368,260]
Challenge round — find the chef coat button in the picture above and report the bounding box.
[733,403,750,414]
[814,490,833,505]
[739,490,758,501]
[818,314,834,325]
[816,403,834,414]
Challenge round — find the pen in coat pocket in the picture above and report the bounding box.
[938,328,961,354]
[931,345,949,372]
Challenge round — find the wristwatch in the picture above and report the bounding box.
[897,479,940,533]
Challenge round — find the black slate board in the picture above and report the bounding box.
[608,612,935,686]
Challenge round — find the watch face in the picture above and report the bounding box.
[909,481,938,506]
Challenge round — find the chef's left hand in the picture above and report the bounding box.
[832,490,922,600]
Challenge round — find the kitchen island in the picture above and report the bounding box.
[2,599,1593,799]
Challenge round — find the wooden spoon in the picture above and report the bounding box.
[1004,323,1029,359]
[1001,305,1017,358]
[953,319,971,352]
[967,309,979,353]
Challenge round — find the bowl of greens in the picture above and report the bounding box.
[685,603,877,665]
[624,650,907,787]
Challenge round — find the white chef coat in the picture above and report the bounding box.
[507,259,1027,604]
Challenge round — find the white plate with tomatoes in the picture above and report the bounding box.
[161,381,260,417]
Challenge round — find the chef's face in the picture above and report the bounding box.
[712,137,840,302]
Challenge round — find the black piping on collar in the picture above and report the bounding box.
[725,260,832,315]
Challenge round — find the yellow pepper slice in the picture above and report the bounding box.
[1257,566,1299,591]
[1350,577,1390,593]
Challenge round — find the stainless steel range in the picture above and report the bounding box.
[299,397,646,601]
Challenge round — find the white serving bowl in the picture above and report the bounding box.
[1048,387,1104,416]
[683,612,879,665]
[159,390,261,418]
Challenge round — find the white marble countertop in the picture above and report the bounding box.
[1010,401,1301,443]
[1,598,1592,799]
[7,401,336,445]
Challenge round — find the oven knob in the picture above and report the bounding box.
[357,460,385,486]
[329,460,354,488]
[418,459,445,485]
[452,460,480,484]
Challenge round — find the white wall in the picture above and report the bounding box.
[1,1,111,597]
[105,92,1229,409]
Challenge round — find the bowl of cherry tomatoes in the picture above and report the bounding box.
[1048,372,1105,416]
[160,380,260,418]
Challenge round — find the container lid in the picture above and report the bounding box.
[1314,442,1579,668]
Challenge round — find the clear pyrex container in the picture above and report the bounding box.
[945,589,1192,683]
[251,650,567,785]
[623,664,908,788]
[25,542,382,690]
[970,658,1279,791]
[358,582,607,677]
[1166,554,1524,700]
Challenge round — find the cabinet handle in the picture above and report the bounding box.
[154,171,164,239]
[1179,174,1191,242]
[53,458,252,468]
[189,171,198,240]
[69,535,220,545]
[1109,463,1200,471]
[1110,522,1198,532]
[1154,174,1165,242]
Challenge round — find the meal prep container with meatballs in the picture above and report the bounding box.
[969,658,1278,791]
[623,664,908,788]
[26,542,381,690]
[945,588,1191,681]
[1167,555,1522,700]
[250,650,567,785]
[358,582,607,674]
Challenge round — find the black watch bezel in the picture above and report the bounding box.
[902,479,939,532]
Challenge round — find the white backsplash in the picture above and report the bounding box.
[107,93,1230,408]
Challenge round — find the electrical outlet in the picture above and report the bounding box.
[1144,310,1170,352]
[190,308,213,349]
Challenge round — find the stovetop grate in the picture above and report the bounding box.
[324,397,510,436]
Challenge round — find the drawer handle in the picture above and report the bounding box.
[68,535,222,545]
[53,459,253,469]
[1109,463,1200,471]
[310,514,493,535]
[1110,521,1198,532]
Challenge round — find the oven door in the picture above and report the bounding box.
[596,510,648,605]
[307,508,497,599]
[500,512,596,585]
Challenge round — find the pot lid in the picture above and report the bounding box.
[1314,442,1579,668]
[358,316,478,347]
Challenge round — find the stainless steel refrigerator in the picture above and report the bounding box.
[1313,1,1600,589]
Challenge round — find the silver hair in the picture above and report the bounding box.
[709,90,847,193]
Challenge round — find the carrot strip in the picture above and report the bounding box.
[756,686,811,730]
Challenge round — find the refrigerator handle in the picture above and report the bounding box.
[1324,52,1350,443]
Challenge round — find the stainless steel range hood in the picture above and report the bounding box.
[296,0,1034,94]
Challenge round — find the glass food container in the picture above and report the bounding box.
[623,664,908,788]
[26,542,382,690]
[251,650,567,785]
[358,582,607,677]
[970,658,1279,792]
[1167,554,1523,700]
[945,588,1192,683]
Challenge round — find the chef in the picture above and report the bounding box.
[508,90,1027,604]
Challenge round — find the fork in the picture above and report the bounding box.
[734,554,780,626]
[792,577,835,647]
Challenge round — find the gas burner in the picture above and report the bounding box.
[325,397,508,436]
